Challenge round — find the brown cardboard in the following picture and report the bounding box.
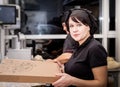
[0,59,61,83]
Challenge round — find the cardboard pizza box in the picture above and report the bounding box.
[0,59,61,83]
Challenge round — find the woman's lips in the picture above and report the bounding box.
[73,34,80,37]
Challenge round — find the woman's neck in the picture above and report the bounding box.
[79,34,91,45]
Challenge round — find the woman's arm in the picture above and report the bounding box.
[53,52,72,64]
[52,66,107,87]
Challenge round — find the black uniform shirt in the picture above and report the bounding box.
[65,36,107,80]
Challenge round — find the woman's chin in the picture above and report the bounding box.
[72,37,79,41]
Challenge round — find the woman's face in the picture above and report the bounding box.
[69,17,90,44]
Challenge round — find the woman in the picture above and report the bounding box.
[52,9,108,87]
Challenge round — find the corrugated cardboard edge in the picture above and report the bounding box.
[0,75,60,83]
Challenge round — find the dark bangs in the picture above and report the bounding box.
[70,10,91,26]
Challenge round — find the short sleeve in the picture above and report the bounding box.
[89,45,107,68]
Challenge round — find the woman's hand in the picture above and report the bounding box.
[52,73,74,87]
[54,60,65,73]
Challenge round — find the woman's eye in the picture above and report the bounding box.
[69,25,73,28]
[77,24,82,27]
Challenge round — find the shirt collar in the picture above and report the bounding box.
[79,35,93,47]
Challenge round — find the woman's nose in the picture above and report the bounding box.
[72,26,78,32]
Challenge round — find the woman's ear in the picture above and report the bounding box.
[62,22,65,26]
[62,23,69,34]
